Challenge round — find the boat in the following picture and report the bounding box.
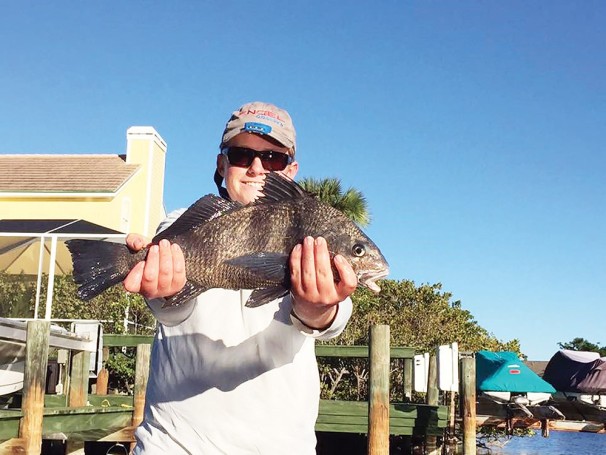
[0,317,101,397]
[0,361,25,397]
[542,350,606,412]
[476,350,563,421]
[0,219,117,398]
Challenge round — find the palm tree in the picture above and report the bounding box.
[298,177,370,227]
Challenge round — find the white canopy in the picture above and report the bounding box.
[0,219,125,319]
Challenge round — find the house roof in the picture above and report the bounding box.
[526,360,549,377]
[0,154,140,193]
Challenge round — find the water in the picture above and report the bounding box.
[478,431,605,455]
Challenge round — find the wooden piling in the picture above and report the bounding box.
[447,391,457,447]
[129,343,151,453]
[132,343,151,428]
[96,346,110,395]
[541,419,550,437]
[96,368,109,395]
[426,354,439,455]
[460,356,477,455]
[65,349,90,454]
[68,350,90,407]
[18,320,51,455]
[403,357,413,402]
[368,324,390,455]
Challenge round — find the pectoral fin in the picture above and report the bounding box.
[246,286,289,308]
[225,252,290,282]
[162,281,208,308]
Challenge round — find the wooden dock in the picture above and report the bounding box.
[0,324,448,454]
[5,324,603,454]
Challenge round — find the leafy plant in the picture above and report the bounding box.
[318,279,520,401]
[0,272,37,317]
[105,348,137,394]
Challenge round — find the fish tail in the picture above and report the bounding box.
[66,239,142,300]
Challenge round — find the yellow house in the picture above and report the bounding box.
[0,127,167,318]
[0,126,167,238]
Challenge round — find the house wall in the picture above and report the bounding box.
[0,127,167,238]
[125,127,167,237]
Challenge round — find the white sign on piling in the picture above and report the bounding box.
[438,342,459,392]
[413,353,430,393]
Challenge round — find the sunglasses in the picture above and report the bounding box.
[221,147,293,171]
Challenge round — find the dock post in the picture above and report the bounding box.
[132,343,151,428]
[541,419,550,437]
[368,324,390,455]
[460,356,476,455]
[18,320,51,455]
[130,343,151,452]
[96,346,110,395]
[403,357,413,402]
[68,349,90,407]
[65,349,90,454]
[426,354,440,455]
[447,390,457,451]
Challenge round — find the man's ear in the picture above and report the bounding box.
[284,160,299,180]
[216,154,225,177]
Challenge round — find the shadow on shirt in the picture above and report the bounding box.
[145,298,310,403]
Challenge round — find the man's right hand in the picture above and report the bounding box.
[123,234,187,299]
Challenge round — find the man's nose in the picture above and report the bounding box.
[248,156,266,174]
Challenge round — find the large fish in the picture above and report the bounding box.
[66,172,389,308]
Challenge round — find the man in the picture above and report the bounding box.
[126,102,357,454]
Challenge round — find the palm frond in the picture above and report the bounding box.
[299,177,370,227]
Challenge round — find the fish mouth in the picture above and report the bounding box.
[359,268,390,293]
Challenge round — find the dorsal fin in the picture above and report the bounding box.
[154,195,241,242]
[255,172,310,204]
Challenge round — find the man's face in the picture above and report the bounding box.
[217,132,298,204]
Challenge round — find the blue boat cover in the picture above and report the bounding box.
[476,351,556,393]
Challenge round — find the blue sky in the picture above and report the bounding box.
[2,2,604,360]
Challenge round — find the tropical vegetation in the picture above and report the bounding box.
[299,177,370,227]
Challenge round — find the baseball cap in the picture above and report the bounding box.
[221,101,297,152]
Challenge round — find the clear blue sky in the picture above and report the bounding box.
[2,2,604,360]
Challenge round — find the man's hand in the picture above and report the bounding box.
[289,236,357,330]
[123,234,187,299]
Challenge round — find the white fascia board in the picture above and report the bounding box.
[0,192,117,198]
[0,233,126,239]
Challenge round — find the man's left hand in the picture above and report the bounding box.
[289,236,357,330]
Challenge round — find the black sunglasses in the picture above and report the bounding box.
[221,147,293,171]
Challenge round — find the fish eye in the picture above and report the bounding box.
[352,243,366,257]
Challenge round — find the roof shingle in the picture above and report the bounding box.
[0,155,140,193]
